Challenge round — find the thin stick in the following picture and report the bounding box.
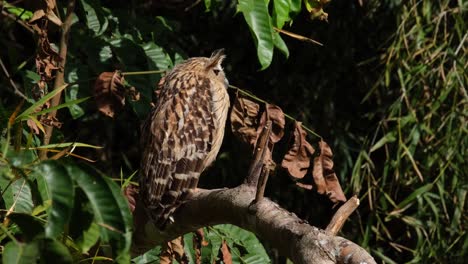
[325,195,360,235]
[0,56,28,100]
[244,121,272,187]
[254,165,270,202]
[273,27,323,46]
[40,0,76,160]
[1,10,34,34]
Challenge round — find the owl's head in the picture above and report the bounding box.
[181,49,228,86]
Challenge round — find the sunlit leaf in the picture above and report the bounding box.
[34,161,74,238]
[237,0,274,70]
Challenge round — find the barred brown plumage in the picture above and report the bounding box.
[139,49,230,228]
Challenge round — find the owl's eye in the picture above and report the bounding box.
[213,69,221,75]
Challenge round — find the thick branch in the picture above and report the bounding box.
[40,0,75,160]
[132,185,375,264]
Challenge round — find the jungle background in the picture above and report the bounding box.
[0,0,466,263]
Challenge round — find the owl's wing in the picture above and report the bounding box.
[140,72,215,227]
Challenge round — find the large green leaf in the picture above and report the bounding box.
[142,42,173,71]
[79,0,109,36]
[3,241,40,264]
[34,161,75,238]
[7,213,44,241]
[273,0,290,28]
[237,0,274,70]
[66,164,132,263]
[2,178,34,214]
[38,238,73,264]
[68,189,100,253]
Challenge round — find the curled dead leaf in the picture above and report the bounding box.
[27,119,42,135]
[230,95,260,145]
[312,140,347,203]
[281,122,315,179]
[160,237,187,264]
[258,103,285,144]
[124,185,138,213]
[93,71,126,118]
[220,240,233,264]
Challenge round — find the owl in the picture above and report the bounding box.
[140,49,229,228]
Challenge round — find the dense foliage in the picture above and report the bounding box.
[0,0,466,263]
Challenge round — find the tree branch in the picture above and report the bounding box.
[39,0,76,160]
[132,185,375,264]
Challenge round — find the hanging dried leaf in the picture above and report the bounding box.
[220,240,233,264]
[93,71,126,118]
[281,122,315,179]
[230,95,260,145]
[313,140,347,203]
[193,228,207,264]
[160,237,187,264]
[124,185,138,213]
[258,103,285,144]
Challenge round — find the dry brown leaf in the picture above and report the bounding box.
[258,103,285,144]
[193,228,207,264]
[220,240,232,264]
[161,236,187,264]
[281,122,315,179]
[123,185,138,213]
[27,119,41,135]
[230,95,260,145]
[312,140,347,203]
[93,71,126,118]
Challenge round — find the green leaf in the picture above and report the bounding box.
[38,238,73,264]
[273,32,289,58]
[204,0,212,11]
[34,161,75,238]
[289,0,302,18]
[79,0,109,36]
[16,84,69,121]
[370,132,397,152]
[397,184,433,209]
[34,142,103,150]
[132,246,161,264]
[7,213,44,241]
[3,241,40,264]
[237,0,275,70]
[64,67,85,119]
[3,178,34,214]
[273,0,290,28]
[141,42,173,71]
[20,97,90,121]
[66,164,132,263]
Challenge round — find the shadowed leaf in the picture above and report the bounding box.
[230,95,260,145]
[313,140,346,203]
[93,71,126,118]
[281,122,315,179]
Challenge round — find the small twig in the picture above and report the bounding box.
[244,121,272,187]
[184,0,202,12]
[1,10,34,34]
[254,165,270,202]
[0,56,28,100]
[273,27,323,46]
[40,0,76,160]
[122,70,166,76]
[325,195,360,235]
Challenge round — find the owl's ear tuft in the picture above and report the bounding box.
[207,49,226,69]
